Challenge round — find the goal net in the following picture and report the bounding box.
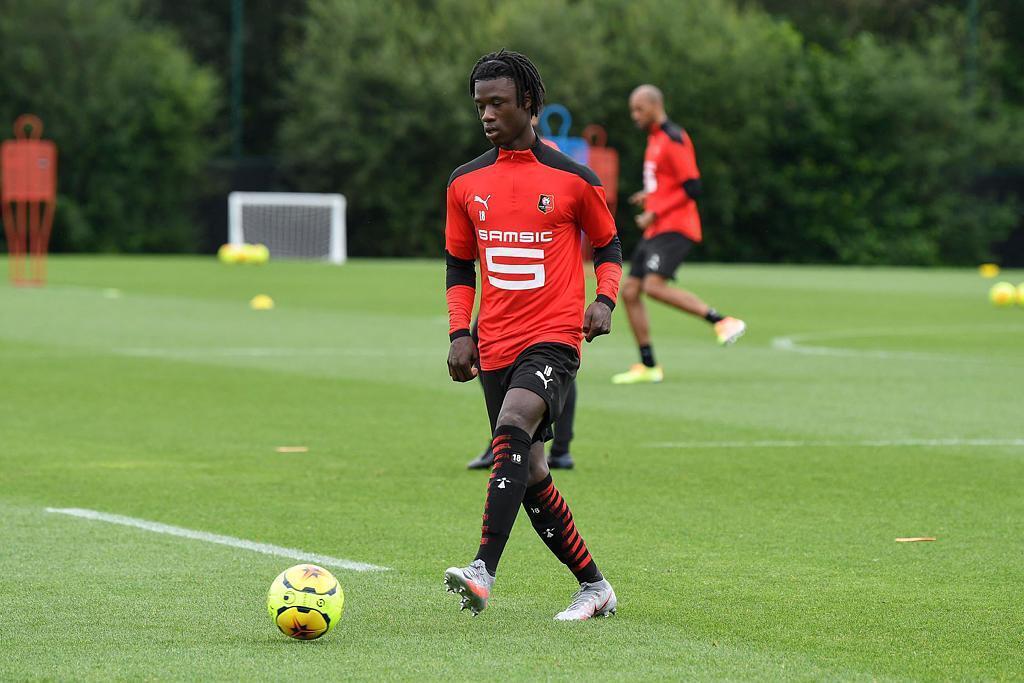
[228,192,347,264]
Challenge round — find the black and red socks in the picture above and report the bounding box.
[522,474,602,584]
[474,425,531,575]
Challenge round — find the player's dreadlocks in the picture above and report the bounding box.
[468,49,545,117]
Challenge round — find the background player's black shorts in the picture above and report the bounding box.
[628,232,694,280]
[479,342,580,444]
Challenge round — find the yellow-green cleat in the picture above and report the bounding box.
[611,364,664,385]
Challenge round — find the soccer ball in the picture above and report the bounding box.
[267,564,344,640]
[989,282,1016,307]
[217,243,244,264]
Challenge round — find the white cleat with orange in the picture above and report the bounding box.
[553,579,617,621]
[714,316,747,346]
[444,559,493,616]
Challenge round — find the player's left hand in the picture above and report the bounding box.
[582,300,612,342]
[635,211,656,229]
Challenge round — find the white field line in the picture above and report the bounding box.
[644,438,1024,449]
[771,323,1024,363]
[114,347,437,359]
[46,507,389,572]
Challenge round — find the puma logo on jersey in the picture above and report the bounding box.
[473,194,492,210]
[534,365,554,389]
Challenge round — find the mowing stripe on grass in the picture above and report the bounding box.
[645,438,1024,449]
[46,507,389,572]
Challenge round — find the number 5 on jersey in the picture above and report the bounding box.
[486,247,545,291]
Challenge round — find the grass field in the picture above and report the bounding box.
[2,255,1023,681]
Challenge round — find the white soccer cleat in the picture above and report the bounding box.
[553,579,617,621]
[714,316,746,346]
[443,559,493,616]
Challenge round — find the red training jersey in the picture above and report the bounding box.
[445,136,622,371]
[642,120,702,242]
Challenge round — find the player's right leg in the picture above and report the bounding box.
[465,319,496,469]
[446,386,545,616]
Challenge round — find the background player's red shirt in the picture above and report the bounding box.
[445,137,622,371]
[642,121,702,242]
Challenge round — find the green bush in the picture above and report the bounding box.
[280,0,1022,264]
[0,0,220,252]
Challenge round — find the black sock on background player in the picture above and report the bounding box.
[474,425,531,575]
[522,474,602,584]
[639,344,656,368]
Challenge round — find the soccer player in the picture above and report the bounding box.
[443,50,621,620]
[466,119,577,472]
[612,84,746,385]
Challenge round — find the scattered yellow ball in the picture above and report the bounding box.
[250,294,274,310]
[1017,283,1024,306]
[247,243,270,265]
[979,263,1000,278]
[989,281,1016,307]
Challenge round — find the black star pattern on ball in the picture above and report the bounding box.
[288,616,320,639]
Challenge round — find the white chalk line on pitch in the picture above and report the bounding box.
[114,347,437,359]
[644,438,1024,449]
[771,323,1024,363]
[45,507,390,573]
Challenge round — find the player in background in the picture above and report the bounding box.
[466,118,577,471]
[612,84,746,385]
[444,50,621,620]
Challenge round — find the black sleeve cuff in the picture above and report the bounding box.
[595,294,616,310]
[682,178,703,199]
[449,329,472,342]
[593,235,623,268]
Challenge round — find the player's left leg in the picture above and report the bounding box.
[521,445,616,620]
[547,380,576,469]
[642,273,746,345]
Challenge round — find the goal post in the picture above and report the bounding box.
[227,192,347,264]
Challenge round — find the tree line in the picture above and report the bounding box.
[1,0,1021,264]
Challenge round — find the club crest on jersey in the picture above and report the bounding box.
[537,194,554,214]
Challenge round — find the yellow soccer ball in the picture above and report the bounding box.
[989,282,1017,307]
[217,243,244,264]
[267,564,344,640]
[1017,283,1024,306]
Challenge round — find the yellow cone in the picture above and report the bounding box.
[979,263,1000,279]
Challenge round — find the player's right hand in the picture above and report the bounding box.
[448,336,479,382]
[629,190,647,207]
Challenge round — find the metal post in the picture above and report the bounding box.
[230,0,245,159]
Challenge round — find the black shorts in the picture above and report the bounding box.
[479,342,580,444]
[628,232,694,280]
